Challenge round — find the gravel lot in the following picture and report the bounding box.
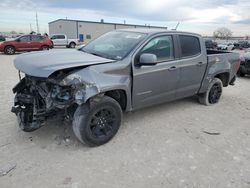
[0,51,250,188]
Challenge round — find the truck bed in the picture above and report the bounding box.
[198,49,240,93]
[207,49,232,55]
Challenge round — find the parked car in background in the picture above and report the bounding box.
[11,29,240,146]
[50,34,79,48]
[0,35,6,42]
[217,42,235,51]
[234,41,250,50]
[237,52,250,77]
[0,35,53,55]
[205,40,217,49]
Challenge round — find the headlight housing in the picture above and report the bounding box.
[59,73,82,86]
[58,73,97,104]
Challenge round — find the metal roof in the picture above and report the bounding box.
[48,19,167,29]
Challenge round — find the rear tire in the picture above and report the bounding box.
[69,42,76,48]
[73,96,122,146]
[41,45,49,51]
[4,46,15,55]
[198,78,223,106]
[239,72,245,77]
[237,68,245,77]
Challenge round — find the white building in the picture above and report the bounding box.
[49,19,167,43]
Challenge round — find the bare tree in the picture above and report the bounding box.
[213,27,232,40]
[10,31,17,34]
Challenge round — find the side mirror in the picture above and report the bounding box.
[16,39,20,42]
[139,53,157,66]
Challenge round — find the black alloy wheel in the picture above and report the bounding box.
[73,96,122,146]
[208,83,222,104]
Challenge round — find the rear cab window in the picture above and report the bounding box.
[179,35,201,58]
[51,35,65,40]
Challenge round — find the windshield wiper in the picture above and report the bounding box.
[89,52,103,57]
[81,48,116,60]
[81,48,103,57]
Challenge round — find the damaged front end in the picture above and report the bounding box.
[11,73,90,132]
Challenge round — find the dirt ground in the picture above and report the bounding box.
[0,52,250,188]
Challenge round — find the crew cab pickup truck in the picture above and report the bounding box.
[238,52,250,76]
[50,34,79,48]
[11,29,240,146]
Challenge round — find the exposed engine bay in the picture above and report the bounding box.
[11,71,85,132]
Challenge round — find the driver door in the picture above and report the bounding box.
[15,35,31,51]
[132,35,180,109]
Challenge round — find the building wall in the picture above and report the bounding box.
[49,19,167,43]
[49,20,77,39]
[77,22,114,43]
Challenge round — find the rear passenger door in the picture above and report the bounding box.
[30,35,44,49]
[176,35,207,98]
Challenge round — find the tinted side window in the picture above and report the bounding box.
[57,35,65,39]
[50,35,57,40]
[140,36,174,62]
[179,35,201,58]
[51,35,65,39]
[19,36,31,42]
[31,35,43,41]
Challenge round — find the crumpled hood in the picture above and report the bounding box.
[14,49,115,77]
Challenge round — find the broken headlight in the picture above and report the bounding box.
[51,85,73,103]
[59,73,82,86]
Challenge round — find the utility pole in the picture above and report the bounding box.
[36,11,39,34]
[30,24,32,32]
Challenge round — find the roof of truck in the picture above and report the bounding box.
[117,28,201,36]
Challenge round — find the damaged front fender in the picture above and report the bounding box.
[60,66,131,108]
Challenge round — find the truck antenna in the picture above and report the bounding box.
[172,22,180,30]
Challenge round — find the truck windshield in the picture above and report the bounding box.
[81,31,147,60]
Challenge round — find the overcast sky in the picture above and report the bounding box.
[1,0,250,36]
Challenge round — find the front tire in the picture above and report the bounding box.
[4,46,15,55]
[73,96,122,146]
[198,78,223,105]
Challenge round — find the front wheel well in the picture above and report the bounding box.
[214,72,230,87]
[4,45,15,50]
[104,90,127,111]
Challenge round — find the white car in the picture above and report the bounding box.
[217,43,234,51]
[50,34,79,48]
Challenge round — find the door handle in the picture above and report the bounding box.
[168,66,178,71]
[196,62,204,66]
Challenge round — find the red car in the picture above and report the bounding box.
[0,35,53,55]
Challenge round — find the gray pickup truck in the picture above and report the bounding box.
[11,29,240,146]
